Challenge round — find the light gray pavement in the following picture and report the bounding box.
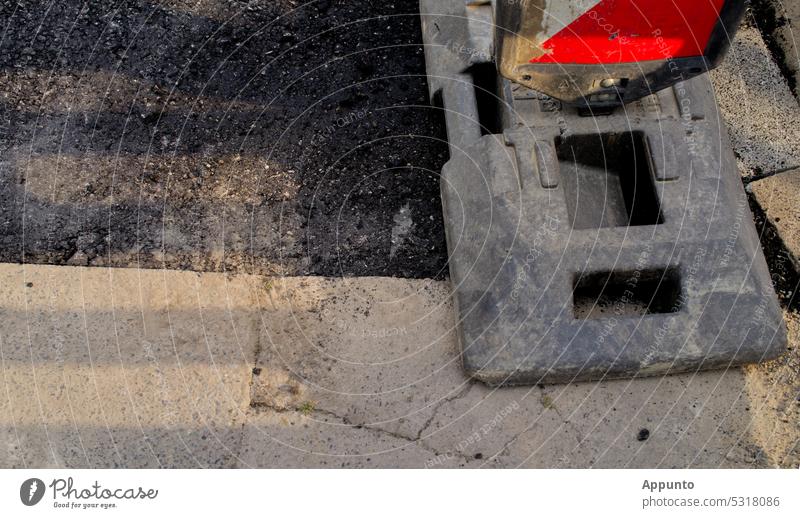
[0,264,257,468]
[0,264,796,468]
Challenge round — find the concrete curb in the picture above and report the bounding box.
[755,1,800,98]
[710,25,800,178]
[750,167,800,271]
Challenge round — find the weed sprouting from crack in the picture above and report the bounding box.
[298,401,316,415]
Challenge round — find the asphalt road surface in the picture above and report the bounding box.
[0,0,449,278]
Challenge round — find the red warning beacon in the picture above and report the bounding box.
[495,0,747,107]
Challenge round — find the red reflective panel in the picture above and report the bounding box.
[531,0,726,65]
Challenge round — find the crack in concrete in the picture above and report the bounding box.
[489,392,585,467]
[312,407,423,445]
[248,382,480,466]
[548,406,587,468]
[245,306,263,408]
[249,400,426,447]
[493,426,530,463]
[415,381,476,441]
[232,280,270,469]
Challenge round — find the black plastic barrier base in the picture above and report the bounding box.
[420,0,786,384]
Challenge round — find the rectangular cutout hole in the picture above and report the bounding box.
[556,131,663,229]
[573,268,682,319]
[468,63,502,135]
